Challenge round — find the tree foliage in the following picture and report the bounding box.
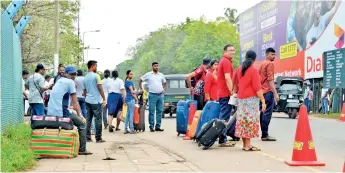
[115,16,240,80]
[1,1,82,72]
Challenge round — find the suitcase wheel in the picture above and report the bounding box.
[177,133,180,136]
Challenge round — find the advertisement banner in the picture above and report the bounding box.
[239,0,344,79]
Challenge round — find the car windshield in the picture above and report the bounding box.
[169,79,186,88]
[280,84,302,90]
[179,80,186,88]
[169,80,179,88]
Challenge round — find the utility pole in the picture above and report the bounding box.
[54,0,59,76]
[77,0,80,65]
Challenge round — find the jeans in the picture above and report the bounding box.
[86,103,102,141]
[92,118,95,132]
[304,98,311,113]
[78,97,87,117]
[218,97,233,144]
[67,111,87,152]
[260,91,274,138]
[124,100,135,132]
[29,103,45,117]
[102,104,108,126]
[148,93,164,129]
[79,98,96,132]
[322,98,329,114]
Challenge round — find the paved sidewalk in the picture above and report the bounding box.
[30,130,201,172]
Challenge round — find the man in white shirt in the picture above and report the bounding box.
[305,0,341,48]
[101,70,110,129]
[26,64,51,116]
[139,62,166,132]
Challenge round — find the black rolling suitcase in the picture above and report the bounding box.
[195,119,216,142]
[196,119,226,150]
[134,93,145,132]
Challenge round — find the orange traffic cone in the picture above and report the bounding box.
[285,105,325,166]
[338,103,345,122]
[183,103,196,140]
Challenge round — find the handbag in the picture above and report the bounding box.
[228,93,238,106]
[120,104,127,122]
[194,80,205,96]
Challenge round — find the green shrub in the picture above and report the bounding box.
[1,123,37,172]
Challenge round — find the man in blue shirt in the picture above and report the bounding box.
[83,60,106,143]
[47,65,92,155]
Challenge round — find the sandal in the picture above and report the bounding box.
[242,146,261,151]
[219,142,236,147]
[261,136,277,141]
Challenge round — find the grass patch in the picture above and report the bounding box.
[1,123,37,172]
[311,113,341,119]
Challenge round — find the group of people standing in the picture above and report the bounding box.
[186,44,279,151]
[23,59,167,155]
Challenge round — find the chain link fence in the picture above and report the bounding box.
[1,12,24,131]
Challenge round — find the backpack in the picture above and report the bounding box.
[185,67,205,88]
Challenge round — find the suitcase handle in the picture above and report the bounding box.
[57,126,61,137]
[42,127,61,136]
[43,127,47,136]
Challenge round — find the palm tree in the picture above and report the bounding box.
[224,8,238,24]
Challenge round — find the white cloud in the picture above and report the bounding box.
[79,0,261,71]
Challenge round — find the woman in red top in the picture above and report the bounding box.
[233,50,266,151]
[204,60,219,102]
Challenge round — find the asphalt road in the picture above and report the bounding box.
[138,112,345,172]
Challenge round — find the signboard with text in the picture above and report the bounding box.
[323,48,345,88]
[239,1,345,79]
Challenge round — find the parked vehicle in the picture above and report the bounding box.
[274,76,304,119]
[162,74,191,118]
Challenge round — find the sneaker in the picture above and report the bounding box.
[155,128,164,132]
[79,151,93,155]
[96,139,106,143]
[150,128,155,132]
[87,138,93,142]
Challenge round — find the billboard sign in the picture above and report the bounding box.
[239,0,344,79]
